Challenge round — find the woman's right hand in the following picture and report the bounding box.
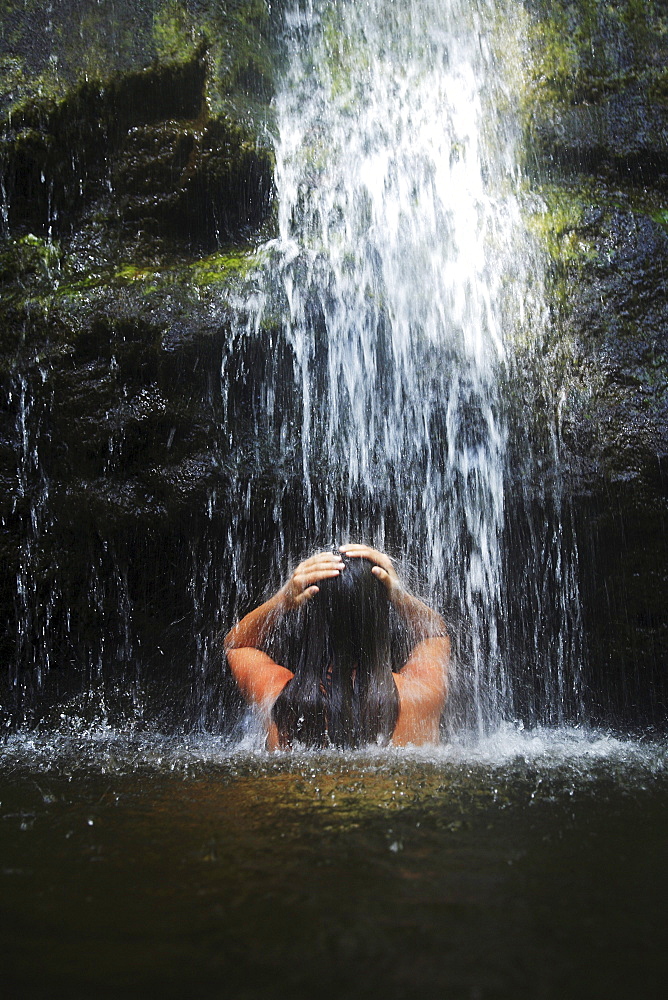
[340,543,445,638]
[338,543,403,600]
[283,551,345,608]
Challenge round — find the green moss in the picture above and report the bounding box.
[648,66,668,102]
[0,234,61,289]
[321,7,371,106]
[107,250,260,288]
[205,0,275,133]
[114,263,157,283]
[1,1,154,114]
[620,0,651,31]
[650,208,668,228]
[523,0,668,112]
[49,246,262,302]
[525,10,580,108]
[190,249,260,286]
[527,177,668,264]
[53,262,164,297]
[1,2,275,132]
[0,54,28,108]
[153,2,202,63]
[623,188,668,228]
[527,185,597,265]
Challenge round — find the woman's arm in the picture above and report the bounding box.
[225,551,345,650]
[225,648,294,708]
[224,551,345,707]
[390,635,450,744]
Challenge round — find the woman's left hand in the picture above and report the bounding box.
[283,551,345,608]
[338,543,403,599]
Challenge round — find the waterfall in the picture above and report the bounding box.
[223,0,571,734]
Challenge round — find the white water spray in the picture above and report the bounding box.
[233,0,543,732]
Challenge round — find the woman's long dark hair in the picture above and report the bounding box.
[271,555,400,749]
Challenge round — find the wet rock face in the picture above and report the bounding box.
[112,114,272,247]
[0,263,294,729]
[0,50,273,251]
[522,0,668,724]
[1,55,204,228]
[557,210,668,726]
[534,96,668,182]
[560,210,668,493]
[0,2,278,728]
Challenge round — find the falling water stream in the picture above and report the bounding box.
[227,0,577,733]
[1,2,666,996]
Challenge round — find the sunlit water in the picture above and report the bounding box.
[222,0,581,734]
[2,719,666,776]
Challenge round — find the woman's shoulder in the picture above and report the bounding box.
[390,636,449,745]
[391,672,443,745]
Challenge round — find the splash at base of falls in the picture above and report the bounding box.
[3,717,664,779]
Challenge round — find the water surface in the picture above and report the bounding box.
[2,725,665,998]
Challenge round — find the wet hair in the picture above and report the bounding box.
[271,555,400,749]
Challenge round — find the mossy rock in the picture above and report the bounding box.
[0,1,276,122]
[524,0,668,106]
[0,49,273,250]
[523,1,668,189]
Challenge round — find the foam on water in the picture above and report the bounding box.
[2,721,665,786]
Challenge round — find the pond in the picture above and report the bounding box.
[2,724,665,998]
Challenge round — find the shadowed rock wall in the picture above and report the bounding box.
[0,1,277,728]
[519,0,668,726]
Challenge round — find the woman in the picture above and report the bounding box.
[224,544,450,749]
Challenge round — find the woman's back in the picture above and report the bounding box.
[271,557,400,748]
[225,545,449,749]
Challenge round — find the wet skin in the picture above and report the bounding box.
[225,545,450,748]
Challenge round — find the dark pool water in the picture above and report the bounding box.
[1,724,666,999]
